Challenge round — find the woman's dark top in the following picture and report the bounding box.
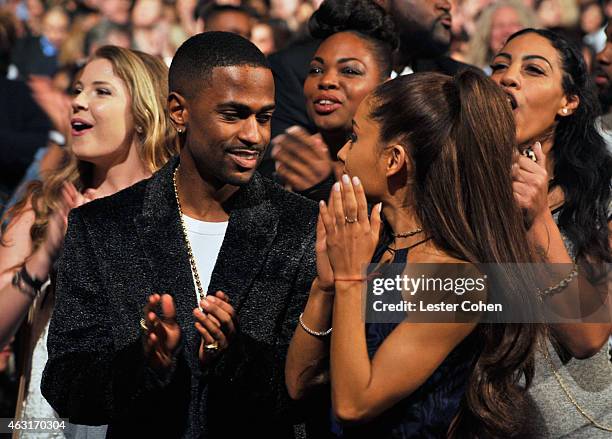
[331,246,479,438]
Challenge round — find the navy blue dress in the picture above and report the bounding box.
[331,247,479,438]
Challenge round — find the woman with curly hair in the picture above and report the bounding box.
[270,0,398,200]
[0,46,177,433]
[490,28,612,437]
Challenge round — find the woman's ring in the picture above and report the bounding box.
[345,216,358,224]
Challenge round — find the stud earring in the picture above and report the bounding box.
[562,108,568,115]
[177,127,185,133]
[136,125,143,133]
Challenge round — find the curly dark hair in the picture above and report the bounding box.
[308,0,398,78]
[507,28,612,264]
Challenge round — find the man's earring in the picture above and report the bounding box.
[562,108,568,115]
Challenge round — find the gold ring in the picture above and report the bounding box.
[345,216,357,224]
[204,341,219,352]
[140,318,149,332]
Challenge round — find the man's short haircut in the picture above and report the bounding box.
[168,31,270,99]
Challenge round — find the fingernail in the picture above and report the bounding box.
[352,176,360,186]
[342,174,350,184]
[333,182,340,192]
[208,296,216,303]
[319,200,325,208]
[378,203,383,212]
[535,141,541,148]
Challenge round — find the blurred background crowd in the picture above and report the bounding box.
[1,0,612,422]
[0,0,611,88]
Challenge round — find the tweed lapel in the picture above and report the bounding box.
[133,157,203,374]
[208,173,279,313]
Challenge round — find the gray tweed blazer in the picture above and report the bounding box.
[41,156,318,438]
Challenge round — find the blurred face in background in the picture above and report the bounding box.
[99,0,131,25]
[205,11,251,39]
[489,6,523,54]
[70,58,136,167]
[132,0,162,28]
[270,0,299,20]
[304,32,384,136]
[42,8,69,49]
[251,22,275,55]
[580,3,605,35]
[88,28,132,56]
[26,0,45,19]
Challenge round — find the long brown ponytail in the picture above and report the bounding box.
[370,70,542,438]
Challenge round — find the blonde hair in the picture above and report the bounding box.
[466,0,538,69]
[3,46,177,252]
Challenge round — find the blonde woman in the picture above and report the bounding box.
[466,0,538,72]
[0,46,177,435]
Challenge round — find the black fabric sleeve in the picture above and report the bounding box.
[41,210,186,426]
[273,229,317,421]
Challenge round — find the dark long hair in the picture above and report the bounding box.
[370,70,541,438]
[507,28,612,264]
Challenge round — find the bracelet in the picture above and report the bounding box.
[334,277,367,283]
[299,313,332,337]
[537,262,579,298]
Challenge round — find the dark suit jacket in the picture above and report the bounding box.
[41,157,318,438]
[0,78,50,202]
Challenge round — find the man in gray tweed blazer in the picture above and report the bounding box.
[42,32,321,438]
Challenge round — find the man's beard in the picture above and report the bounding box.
[399,23,450,60]
[599,87,612,113]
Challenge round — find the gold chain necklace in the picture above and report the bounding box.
[542,341,612,432]
[173,165,205,306]
[392,228,423,238]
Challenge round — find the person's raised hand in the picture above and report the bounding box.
[319,175,382,282]
[512,141,550,225]
[193,291,237,367]
[142,293,181,372]
[271,126,333,191]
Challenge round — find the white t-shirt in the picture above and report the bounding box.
[182,215,228,308]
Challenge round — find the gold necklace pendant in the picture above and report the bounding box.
[173,165,206,306]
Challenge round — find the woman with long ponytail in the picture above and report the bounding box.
[286,69,542,438]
